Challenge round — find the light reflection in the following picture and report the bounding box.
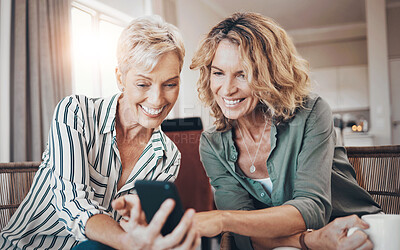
[71,7,122,97]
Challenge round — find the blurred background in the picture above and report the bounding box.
[1,0,399,162]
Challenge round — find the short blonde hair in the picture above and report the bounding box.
[190,12,311,131]
[117,15,185,76]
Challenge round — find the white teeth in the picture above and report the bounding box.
[223,98,242,105]
[141,105,164,115]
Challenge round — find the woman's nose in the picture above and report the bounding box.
[148,86,163,105]
[219,76,237,96]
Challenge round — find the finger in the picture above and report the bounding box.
[341,229,369,249]
[112,196,127,210]
[147,199,175,236]
[163,208,195,248]
[356,239,373,250]
[120,219,131,232]
[139,210,148,225]
[335,215,369,231]
[117,208,131,219]
[192,233,201,250]
[126,195,142,223]
[176,225,199,250]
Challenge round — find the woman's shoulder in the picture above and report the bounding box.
[56,94,119,110]
[53,93,120,126]
[201,126,231,147]
[298,93,332,117]
[290,93,334,130]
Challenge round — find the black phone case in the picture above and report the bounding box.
[135,180,184,236]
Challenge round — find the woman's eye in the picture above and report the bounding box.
[212,71,223,76]
[237,74,246,79]
[137,83,150,88]
[165,83,177,87]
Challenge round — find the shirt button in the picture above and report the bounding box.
[260,192,265,197]
[231,154,237,161]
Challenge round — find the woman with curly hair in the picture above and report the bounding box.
[191,12,380,249]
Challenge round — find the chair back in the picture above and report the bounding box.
[162,117,214,212]
[346,145,400,214]
[0,162,40,230]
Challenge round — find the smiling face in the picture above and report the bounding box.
[210,40,259,120]
[116,52,180,129]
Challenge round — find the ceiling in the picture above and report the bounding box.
[201,0,400,31]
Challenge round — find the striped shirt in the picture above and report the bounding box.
[0,94,181,249]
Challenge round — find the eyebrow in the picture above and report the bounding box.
[211,66,244,74]
[163,76,180,83]
[136,74,180,84]
[136,74,152,81]
[211,66,223,71]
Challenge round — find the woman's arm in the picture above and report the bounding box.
[49,96,110,240]
[251,215,372,250]
[196,205,305,238]
[282,97,336,230]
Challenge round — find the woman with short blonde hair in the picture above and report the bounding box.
[0,15,199,250]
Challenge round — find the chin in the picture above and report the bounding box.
[221,110,241,120]
[141,113,171,129]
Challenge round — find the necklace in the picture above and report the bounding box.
[237,120,269,174]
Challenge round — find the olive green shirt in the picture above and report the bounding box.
[200,95,380,248]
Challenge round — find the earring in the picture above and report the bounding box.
[121,87,125,92]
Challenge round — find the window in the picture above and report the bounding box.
[71,2,131,97]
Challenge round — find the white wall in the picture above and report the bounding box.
[95,0,147,18]
[175,0,222,128]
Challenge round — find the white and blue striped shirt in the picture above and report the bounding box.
[0,94,181,249]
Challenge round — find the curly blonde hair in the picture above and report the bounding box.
[190,12,311,131]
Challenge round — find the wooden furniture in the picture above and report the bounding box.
[161,117,214,213]
[162,117,215,250]
[346,145,400,214]
[0,161,40,230]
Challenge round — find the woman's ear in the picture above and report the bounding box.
[115,67,124,92]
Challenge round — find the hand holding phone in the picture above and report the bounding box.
[135,180,185,236]
[112,191,200,249]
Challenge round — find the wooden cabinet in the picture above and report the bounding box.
[310,65,369,111]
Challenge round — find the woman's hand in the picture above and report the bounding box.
[112,195,147,225]
[306,215,372,250]
[194,210,224,237]
[112,195,200,250]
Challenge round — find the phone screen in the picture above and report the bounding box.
[135,180,185,236]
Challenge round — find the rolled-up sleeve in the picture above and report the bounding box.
[49,96,110,240]
[283,98,335,229]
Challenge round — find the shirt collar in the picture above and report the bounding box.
[151,127,168,158]
[99,93,167,156]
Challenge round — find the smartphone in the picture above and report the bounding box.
[135,180,184,236]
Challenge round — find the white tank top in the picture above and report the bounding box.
[253,177,273,196]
